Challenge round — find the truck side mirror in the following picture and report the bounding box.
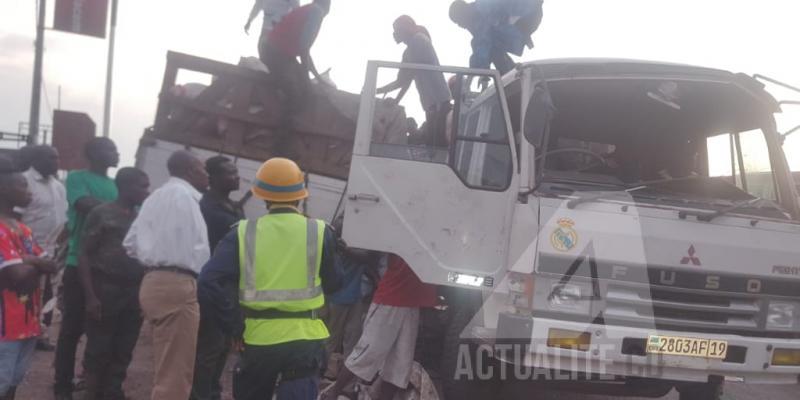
[523,81,555,149]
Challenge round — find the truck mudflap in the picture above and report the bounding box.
[491,314,800,384]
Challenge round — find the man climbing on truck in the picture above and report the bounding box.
[449,0,544,74]
[377,16,452,147]
[261,0,333,146]
[245,0,300,62]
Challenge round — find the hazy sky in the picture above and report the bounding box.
[1,0,798,169]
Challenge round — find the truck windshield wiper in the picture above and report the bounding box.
[566,176,701,209]
[566,185,648,209]
[678,198,789,222]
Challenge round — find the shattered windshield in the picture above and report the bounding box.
[538,78,787,216]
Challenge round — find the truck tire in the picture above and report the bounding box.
[440,293,499,400]
[677,381,723,400]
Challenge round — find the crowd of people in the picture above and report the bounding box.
[0,1,545,399]
[0,138,437,400]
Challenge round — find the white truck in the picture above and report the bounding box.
[137,53,800,399]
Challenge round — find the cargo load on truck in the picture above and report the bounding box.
[142,51,408,180]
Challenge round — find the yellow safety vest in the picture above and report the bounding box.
[237,212,328,346]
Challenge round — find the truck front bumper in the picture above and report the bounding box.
[493,313,800,384]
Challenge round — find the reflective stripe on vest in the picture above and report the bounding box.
[239,217,322,302]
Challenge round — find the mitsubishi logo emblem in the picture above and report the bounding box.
[680,245,702,266]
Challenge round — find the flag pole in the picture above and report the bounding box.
[102,0,119,138]
[28,0,47,145]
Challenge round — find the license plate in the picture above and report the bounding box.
[646,335,728,359]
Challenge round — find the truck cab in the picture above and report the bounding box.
[343,59,800,399]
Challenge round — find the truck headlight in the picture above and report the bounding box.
[532,278,592,315]
[767,302,799,330]
[550,284,582,307]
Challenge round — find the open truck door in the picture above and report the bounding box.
[343,61,519,288]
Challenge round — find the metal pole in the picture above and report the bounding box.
[28,0,47,145]
[102,0,119,137]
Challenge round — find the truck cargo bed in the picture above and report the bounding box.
[145,51,407,180]
[135,138,346,221]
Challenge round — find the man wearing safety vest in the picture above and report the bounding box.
[198,158,341,400]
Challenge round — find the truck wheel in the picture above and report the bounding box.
[677,381,723,400]
[440,293,499,400]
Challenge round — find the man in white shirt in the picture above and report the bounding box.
[17,145,67,352]
[244,0,300,61]
[123,150,210,400]
[18,145,67,256]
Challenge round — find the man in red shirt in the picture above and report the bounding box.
[0,157,56,400]
[260,0,331,137]
[322,254,437,400]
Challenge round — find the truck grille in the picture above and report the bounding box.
[603,283,763,333]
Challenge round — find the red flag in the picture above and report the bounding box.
[53,0,109,39]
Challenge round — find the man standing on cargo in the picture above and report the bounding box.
[124,151,210,400]
[191,156,244,400]
[54,138,119,400]
[322,254,438,400]
[199,157,340,400]
[449,0,544,74]
[260,0,332,135]
[77,167,150,400]
[244,0,300,61]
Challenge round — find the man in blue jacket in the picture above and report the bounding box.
[450,0,544,74]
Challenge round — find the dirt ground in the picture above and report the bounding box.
[14,323,798,400]
[15,322,235,400]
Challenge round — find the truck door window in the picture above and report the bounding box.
[452,76,513,190]
[707,130,777,201]
[368,66,513,191]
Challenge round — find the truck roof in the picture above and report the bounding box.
[522,58,734,78]
[517,58,780,112]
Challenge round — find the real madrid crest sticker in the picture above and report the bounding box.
[550,218,578,252]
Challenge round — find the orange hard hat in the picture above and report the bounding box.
[251,158,308,202]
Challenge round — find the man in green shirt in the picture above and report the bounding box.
[54,137,119,400]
